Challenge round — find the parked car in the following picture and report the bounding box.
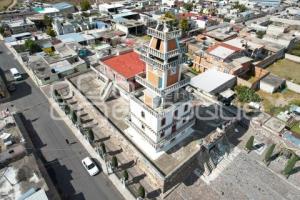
[81,157,99,176]
[9,68,22,81]
[4,71,16,92]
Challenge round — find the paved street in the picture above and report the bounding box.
[0,42,124,200]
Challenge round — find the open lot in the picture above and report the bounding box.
[257,89,300,115]
[290,121,300,136]
[0,0,12,10]
[266,59,300,84]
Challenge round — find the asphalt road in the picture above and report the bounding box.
[0,42,124,200]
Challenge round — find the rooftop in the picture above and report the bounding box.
[260,74,285,87]
[190,69,236,93]
[224,37,264,50]
[101,51,145,79]
[52,2,74,10]
[207,43,240,59]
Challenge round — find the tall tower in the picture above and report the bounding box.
[126,21,195,156]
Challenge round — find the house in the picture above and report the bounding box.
[114,18,145,36]
[4,18,37,34]
[192,42,242,73]
[52,18,77,35]
[99,3,124,14]
[99,50,146,92]
[190,69,237,95]
[52,2,75,14]
[27,43,87,85]
[260,74,286,93]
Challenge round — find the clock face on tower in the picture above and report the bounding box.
[170,67,177,75]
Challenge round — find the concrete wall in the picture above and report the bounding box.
[285,53,300,63]
[286,81,300,94]
[256,50,285,69]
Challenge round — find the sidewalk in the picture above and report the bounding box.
[47,88,136,200]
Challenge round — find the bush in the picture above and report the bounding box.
[123,170,129,181]
[80,0,91,11]
[245,136,254,151]
[264,144,276,165]
[46,27,56,37]
[183,3,193,12]
[65,105,71,115]
[256,31,266,39]
[87,128,95,143]
[100,143,106,154]
[111,156,118,169]
[235,85,261,103]
[138,185,145,198]
[25,39,41,54]
[71,111,77,124]
[283,153,299,177]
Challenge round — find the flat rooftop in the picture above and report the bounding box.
[101,51,145,79]
[190,69,236,93]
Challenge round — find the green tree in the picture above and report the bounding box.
[245,136,254,152]
[24,39,41,54]
[138,185,145,198]
[232,2,247,12]
[283,153,299,177]
[80,0,91,11]
[57,96,64,106]
[71,111,77,124]
[164,11,176,20]
[183,3,193,12]
[64,105,71,115]
[179,19,189,33]
[264,144,276,165]
[0,26,5,35]
[164,12,179,28]
[53,89,59,98]
[123,170,129,182]
[100,143,106,154]
[111,156,118,169]
[46,27,56,37]
[256,31,266,39]
[43,15,52,27]
[87,128,95,143]
[235,85,261,103]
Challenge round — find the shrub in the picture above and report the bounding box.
[65,105,71,115]
[138,185,145,198]
[123,170,129,181]
[256,31,266,39]
[100,143,106,154]
[235,85,261,103]
[71,111,77,124]
[111,156,118,169]
[264,144,276,165]
[80,0,91,11]
[283,153,299,177]
[46,27,56,37]
[245,136,254,151]
[87,128,95,143]
[25,39,41,54]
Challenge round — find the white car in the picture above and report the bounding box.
[9,68,22,81]
[81,157,99,176]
